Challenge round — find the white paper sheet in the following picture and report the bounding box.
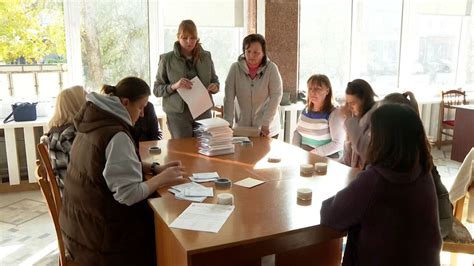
[234,177,265,188]
[193,172,219,180]
[195,117,230,130]
[188,176,218,183]
[169,203,235,233]
[232,136,251,144]
[177,77,214,119]
[169,182,208,202]
[184,187,214,197]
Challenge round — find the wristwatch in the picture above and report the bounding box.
[151,162,160,175]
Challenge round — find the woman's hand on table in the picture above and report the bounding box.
[155,160,181,173]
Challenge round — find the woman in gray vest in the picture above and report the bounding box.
[60,77,185,265]
[154,20,219,138]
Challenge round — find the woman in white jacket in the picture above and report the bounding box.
[224,34,283,137]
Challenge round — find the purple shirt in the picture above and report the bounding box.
[321,165,442,265]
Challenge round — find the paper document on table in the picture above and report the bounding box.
[177,76,213,119]
[188,172,219,183]
[169,203,235,233]
[169,182,208,202]
[232,136,251,144]
[193,172,219,180]
[234,177,265,188]
[184,187,214,197]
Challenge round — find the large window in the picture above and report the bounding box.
[399,0,472,92]
[351,0,402,93]
[0,0,66,99]
[79,0,149,91]
[300,0,474,98]
[299,0,352,97]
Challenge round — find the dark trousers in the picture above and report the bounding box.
[166,105,211,139]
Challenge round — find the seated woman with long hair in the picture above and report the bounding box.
[42,86,86,191]
[321,104,441,265]
[383,91,453,238]
[292,74,345,158]
[341,79,378,168]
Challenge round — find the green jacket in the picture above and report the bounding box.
[153,42,219,114]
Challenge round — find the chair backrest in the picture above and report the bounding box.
[36,142,68,265]
[212,105,224,118]
[442,89,467,109]
[443,148,474,254]
[37,142,62,213]
[437,89,467,146]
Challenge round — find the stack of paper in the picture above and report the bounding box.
[189,172,220,183]
[168,182,213,202]
[195,117,234,156]
[232,136,251,144]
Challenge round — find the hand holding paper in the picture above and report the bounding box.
[177,77,214,119]
[172,78,193,90]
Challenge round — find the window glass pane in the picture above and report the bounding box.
[403,15,461,88]
[352,0,402,94]
[38,72,60,98]
[0,74,8,99]
[80,0,149,91]
[299,0,352,97]
[0,0,65,98]
[0,0,66,65]
[12,73,35,98]
[399,1,469,96]
[456,6,473,90]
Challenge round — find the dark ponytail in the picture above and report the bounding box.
[101,85,116,95]
[101,77,150,102]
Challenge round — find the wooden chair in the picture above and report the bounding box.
[36,142,76,266]
[211,105,224,118]
[443,149,474,264]
[443,192,474,253]
[437,89,467,149]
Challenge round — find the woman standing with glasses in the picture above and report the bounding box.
[154,20,219,139]
[292,74,345,158]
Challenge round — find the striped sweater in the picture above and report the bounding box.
[298,110,332,147]
[294,107,346,157]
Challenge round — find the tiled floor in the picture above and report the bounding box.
[0,145,471,265]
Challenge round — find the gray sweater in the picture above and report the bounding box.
[86,92,149,206]
[224,56,283,137]
[342,103,378,169]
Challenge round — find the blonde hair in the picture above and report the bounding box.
[177,19,202,65]
[49,86,86,128]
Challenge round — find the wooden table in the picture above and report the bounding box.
[451,105,474,162]
[142,138,359,266]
